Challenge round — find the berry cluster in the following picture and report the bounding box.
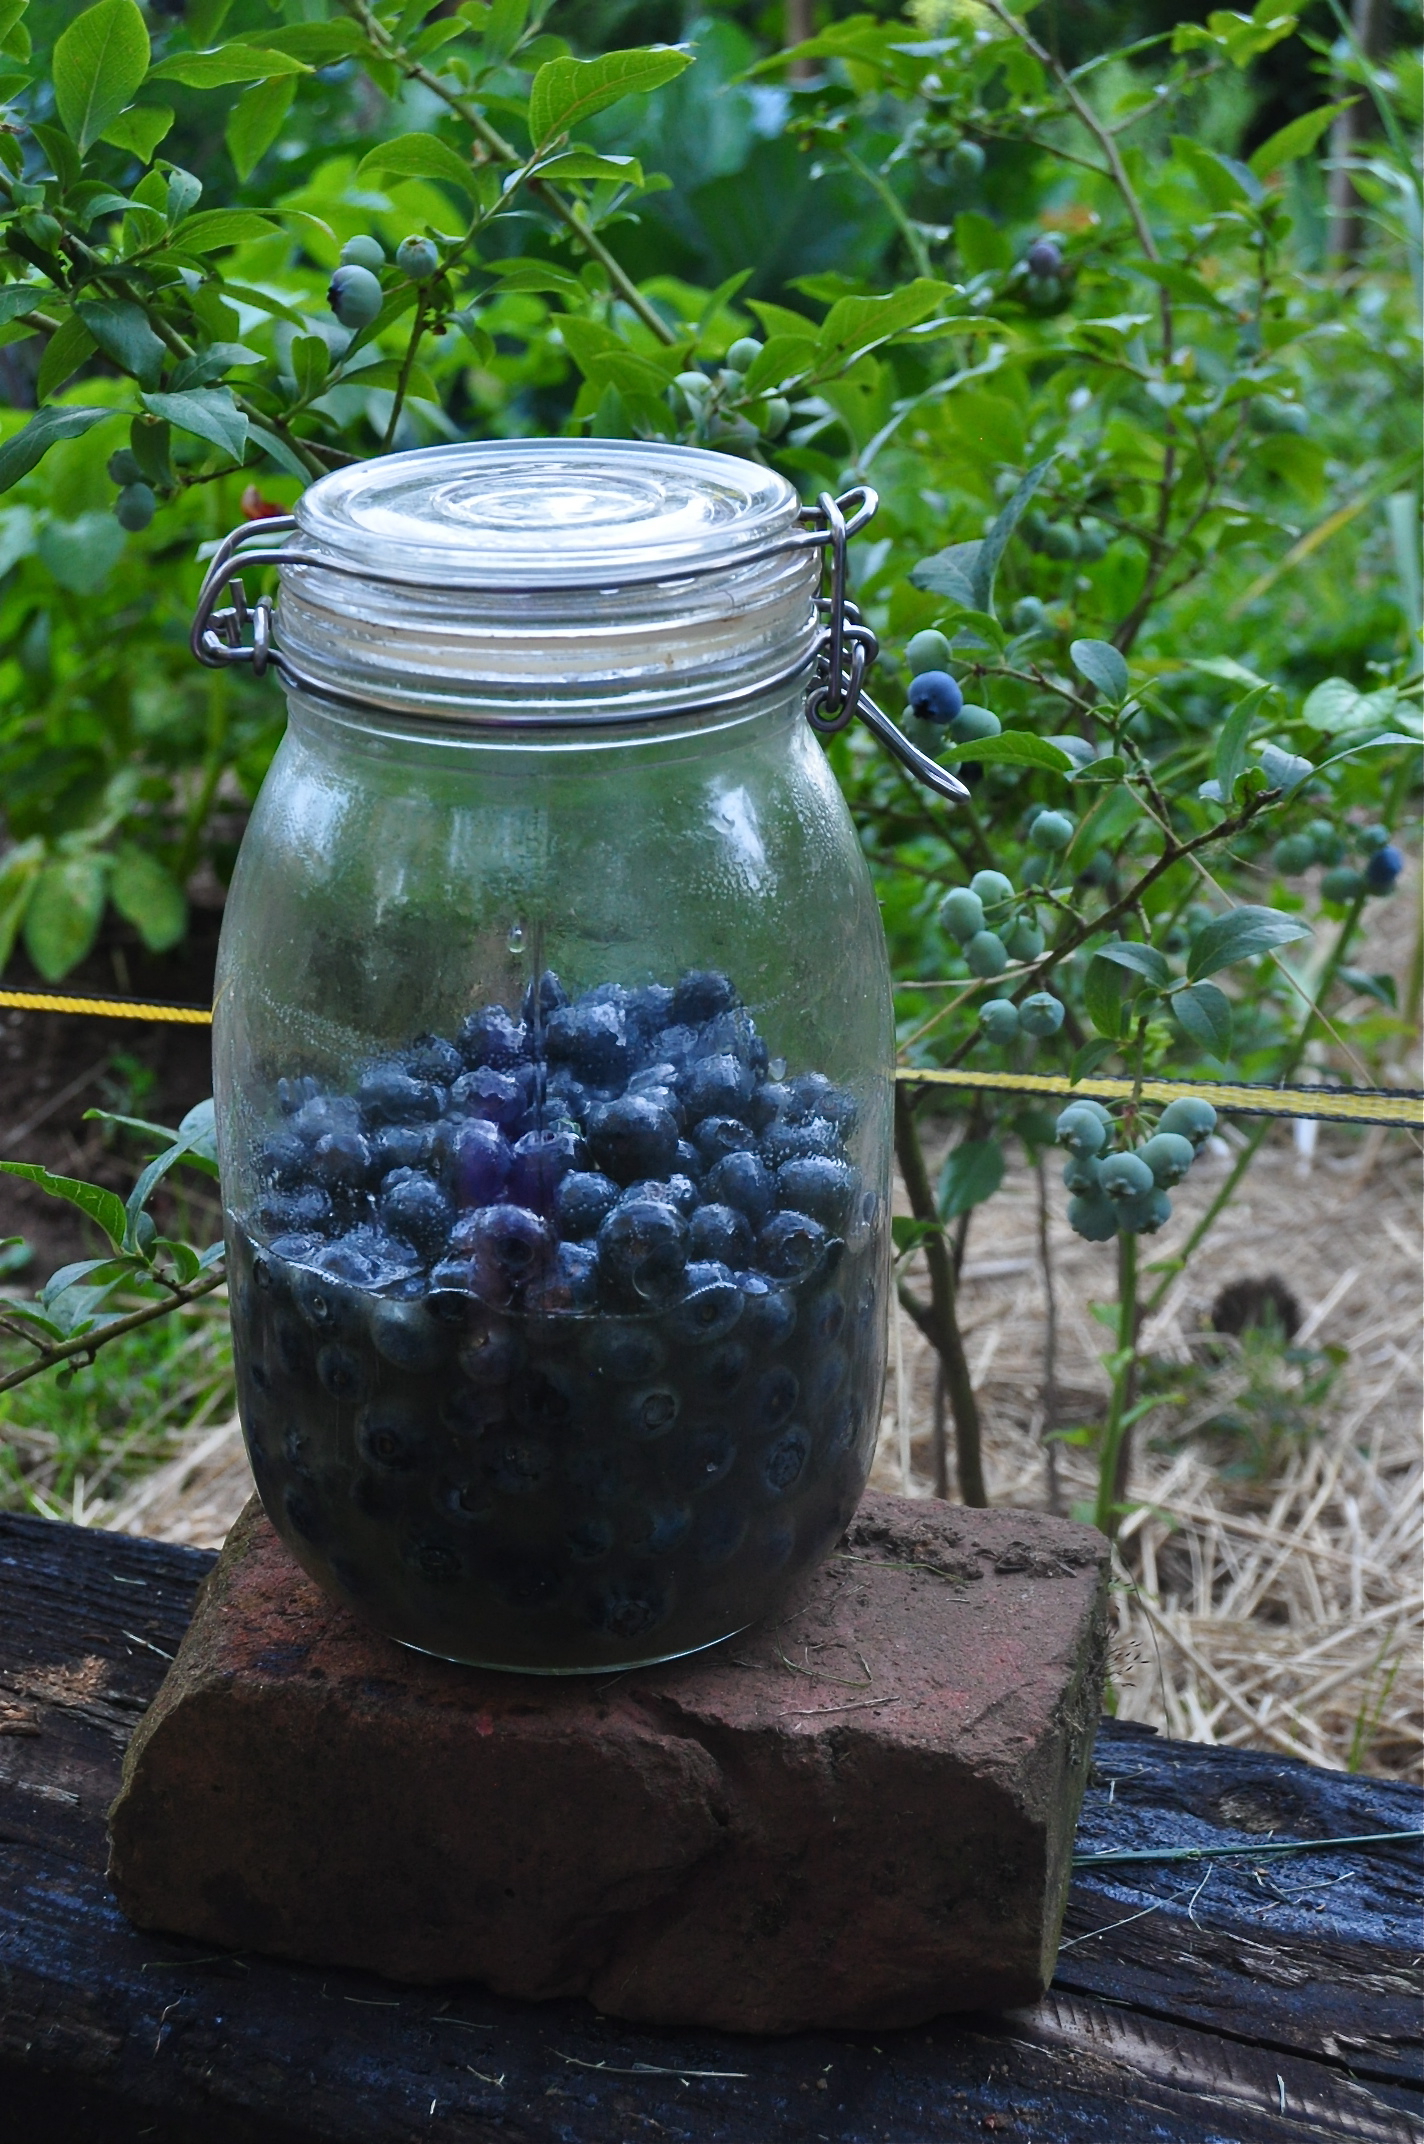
[1057,1095,1216,1241]
[935,866,1065,1038]
[903,631,1002,746]
[1274,820,1403,900]
[328,234,442,330]
[231,969,884,1669]
[1020,508,1109,563]
[670,337,789,442]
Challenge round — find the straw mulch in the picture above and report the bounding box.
[873,1121,1422,1780]
[92,1135,1420,1782]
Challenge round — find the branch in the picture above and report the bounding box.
[0,1271,226,1396]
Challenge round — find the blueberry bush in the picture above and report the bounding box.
[0,0,1419,1532]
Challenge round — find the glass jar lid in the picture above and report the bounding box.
[272,439,822,726]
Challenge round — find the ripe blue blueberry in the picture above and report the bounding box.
[907,669,964,724]
[456,1311,521,1387]
[508,1127,587,1212]
[736,1273,797,1349]
[1026,236,1063,277]
[554,1169,620,1240]
[775,1156,857,1228]
[586,1094,680,1183]
[757,1209,827,1281]
[664,1262,744,1345]
[762,1425,812,1494]
[596,1197,689,1305]
[546,999,633,1086]
[671,970,737,1024]
[449,1203,553,1306]
[377,1168,452,1257]
[703,1148,774,1224]
[436,1117,511,1206]
[679,1050,755,1123]
[1365,843,1402,893]
[328,263,383,329]
[580,1319,665,1384]
[459,1006,529,1071]
[688,1201,755,1266]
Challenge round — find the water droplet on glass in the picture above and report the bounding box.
[507,924,525,954]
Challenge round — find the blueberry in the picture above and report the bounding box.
[566,1516,614,1562]
[736,1273,797,1350]
[510,1363,579,1429]
[783,1073,856,1133]
[688,1201,754,1266]
[1026,236,1062,277]
[630,1503,692,1556]
[258,1186,333,1238]
[1156,1096,1216,1147]
[284,1485,329,1545]
[509,1126,588,1212]
[620,1384,681,1439]
[293,1263,361,1333]
[671,970,736,1024]
[310,1129,375,1187]
[426,1258,481,1317]
[277,1075,321,1115]
[357,1063,445,1125]
[906,628,954,676]
[449,1203,553,1305]
[1357,824,1391,856]
[522,968,569,1026]
[654,1022,699,1068]
[807,1348,848,1408]
[435,1476,493,1524]
[1018,991,1064,1037]
[664,1262,744,1345]
[679,1050,755,1123]
[377,1168,452,1258]
[1139,1132,1195,1188]
[806,1286,845,1344]
[546,1000,633,1086]
[762,1426,811,1494]
[316,1342,371,1401]
[702,1339,749,1397]
[757,1210,826,1282]
[328,263,383,329]
[596,1198,688,1306]
[678,1425,738,1493]
[660,1173,700,1217]
[694,1503,747,1565]
[369,1295,450,1373]
[692,1114,755,1166]
[584,1573,672,1641]
[487,1547,563,1608]
[626,982,674,1039]
[949,705,1000,746]
[458,1006,529,1071]
[979,999,1020,1045]
[1062,1154,1100,1195]
[1321,865,1365,903]
[257,1132,309,1189]
[581,1319,666,1383]
[404,1033,464,1085]
[563,1444,631,1506]
[555,1170,620,1240]
[965,930,1009,979]
[436,1119,511,1206]
[775,1156,857,1229]
[751,1363,799,1430]
[340,235,385,271]
[906,669,963,724]
[396,234,440,280]
[1005,916,1045,962]
[1029,810,1074,853]
[1056,1104,1106,1156]
[370,1122,435,1175]
[1117,1187,1172,1236]
[526,1241,599,1314]
[938,888,985,944]
[675,1139,704,1180]
[457,1312,521,1387]
[587,1094,680,1183]
[357,1399,434,1470]
[448,1067,525,1129]
[1273,833,1317,875]
[1365,843,1403,893]
[1098,1151,1154,1202]
[482,1432,554,1497]
[969,869,1015,912]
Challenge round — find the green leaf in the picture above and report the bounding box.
[225,74,294,183]
[1066,782,1138,870]
[167,208,279,252]
[1084,954,1126,1039]
[1070,1038,1118,1083]
[1213,684,1271,801]
[1300,676,1401,737]
[289,333,329,401]
[815,279,954,366]
[53,0,150,153]
[532,148,644,187]
[22,853,108,979]
[957,732,1074,773]
[109,843,186,952]
[146,43,309,86]
[891,1215,941,1255]
[0,834,44,972]
[259,21,364,63]
[739,332,818,395]
[75,297,165,387]
[1070,638,1130,706]
[1186,904,1311,982]
[953,209,1012,275]
[1093,939,1170,990]
[1255,742,1313,792]
[909,541,979,607]
[1248,99,1354,179]
[0,1161,128,1249]
[1173,980,1233,1056]
[36,511,125,592]
[141,386,247,460]
[937,1137,1004,1220]
[968,457,1054,615]
[1171,135,1261,210]
[36,314,98,400]
[527,45,691,148]
[98,102,173,160]
[357,131,476,200]
[0,284,52,328]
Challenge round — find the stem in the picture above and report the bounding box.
[1034,1151,1062,1515]
[930,1361,950,1499]
[172,668,229,887]
[380,291,428,451]
[0,1272,226,1395]
[1094,1227,1138,1537]
[840,143,934,280]
[893,1084,987,1506]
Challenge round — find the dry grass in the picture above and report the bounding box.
[873,1122,1423,1780]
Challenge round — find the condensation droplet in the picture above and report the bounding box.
[507,924,525,954]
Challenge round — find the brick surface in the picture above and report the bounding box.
[108,1493,1107,2033]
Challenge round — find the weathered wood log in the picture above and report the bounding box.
[2,1510,1420,2142]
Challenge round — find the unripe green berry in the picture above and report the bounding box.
[1029,810,1074,852]
[939,887,985,943]
[1273,833,1316,875]
[107,449,143,486]
[951,139,985,180]
[1099,1150,1155,1202]
[328,263,383,329]
[1004,916,1044,962]
[1321,865,1365,903]
[1138,1132,1195,1187]
[1075,522,1108,562]
[759,396,790,436]
[1117,1187,1173,1236]
[724,336,762,373]
[1040,521,1079,560]
[340,235,386,270]
[970,869,1014,912]
[966,930,1008,978]
[1157,1096,1216,1147]
[1068,1191,1118,1242]
[1018,991,1064,1037]
[1062,1154,1100,1194]
[674,370,710,400]
[1306,819,1344,867]
[979,998,1020,1043]
[1056,1104,1105,1156]
[115,482,156,531]
[1010,596,1045,633]
[949,704,1001,745]
[1358,823,1391,855]
[396,235,440,280]
[1077,1099,1115,1126]
[906,628,954,677]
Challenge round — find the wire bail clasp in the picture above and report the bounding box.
[190,515,299,676]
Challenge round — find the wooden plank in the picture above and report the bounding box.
[2,1512,1420,2144]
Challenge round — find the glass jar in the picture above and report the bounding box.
[204,441,894,1673]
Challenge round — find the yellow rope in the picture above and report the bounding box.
[3,988,1418,1126]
